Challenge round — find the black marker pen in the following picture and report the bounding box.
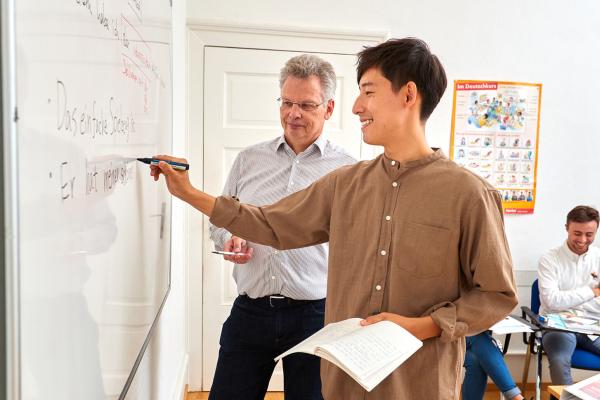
[137,157,189,171]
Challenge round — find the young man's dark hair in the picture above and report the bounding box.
[566,205,600,225]
[356,37,447,122]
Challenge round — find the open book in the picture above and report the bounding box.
[561,372,600,399]
[274,317,422,392]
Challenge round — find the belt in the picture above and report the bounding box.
[240,294,323,308]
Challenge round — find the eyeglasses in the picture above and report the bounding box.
[277,97,324,112]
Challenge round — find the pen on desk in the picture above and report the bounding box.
[137,157,190,171]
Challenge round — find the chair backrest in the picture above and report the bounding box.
[531,279,540,314]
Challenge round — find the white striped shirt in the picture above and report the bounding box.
[209,134,356,300]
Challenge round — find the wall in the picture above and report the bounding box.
[186,0,600,386]
[187,0,600,272]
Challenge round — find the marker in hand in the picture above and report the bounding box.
[137,157,189,171]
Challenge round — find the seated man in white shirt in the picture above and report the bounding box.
[538,205,600,384]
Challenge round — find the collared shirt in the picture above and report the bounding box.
[210,149,517,399]
[538,242,600,315]
[209,134,356,300]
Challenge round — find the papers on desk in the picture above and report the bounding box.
[561,372,600,399]
[545,312,600,335]
[490,315,534,335]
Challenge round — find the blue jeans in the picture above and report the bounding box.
[462,332,521,400]
[208,295,325,400]
[543,331,600,384]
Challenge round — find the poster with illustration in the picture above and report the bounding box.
[450,81,542,214]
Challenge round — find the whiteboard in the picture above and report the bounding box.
[14,0,172,398]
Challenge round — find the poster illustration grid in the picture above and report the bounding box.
[450,80,542,214]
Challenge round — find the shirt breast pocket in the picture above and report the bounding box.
[394,221,451,279]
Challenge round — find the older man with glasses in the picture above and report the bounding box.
[207,54,356,400]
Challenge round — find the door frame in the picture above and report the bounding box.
[2,0,20,398]
[186,20,388,391]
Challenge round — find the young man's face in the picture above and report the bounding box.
[352,67,411,147]
[565,220,598,255]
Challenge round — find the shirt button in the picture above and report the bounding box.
[385,215,391,221]
[271,276,276,280]
[375,285,382,291]
[290,181,294,185]
[392,182,398,187]
[380,250,386,255]
[273,250,279,255]
[296,160,300,164]
[391,161,396,166]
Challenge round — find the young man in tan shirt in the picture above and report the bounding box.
[150,38,518,399]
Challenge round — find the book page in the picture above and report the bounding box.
[563,372,600,399]
[274,318,422,392]
[319,320,422,376]
[274,318,363,361]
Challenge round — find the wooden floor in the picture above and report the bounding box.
[188,389,552,400]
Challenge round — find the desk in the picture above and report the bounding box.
[521,308,600,400]
[548,385,564,400]
[490,315,534,356]
[543,313,600,336]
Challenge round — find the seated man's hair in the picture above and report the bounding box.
[567,205,600,225]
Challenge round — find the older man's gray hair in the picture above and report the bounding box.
[279,54,337,102]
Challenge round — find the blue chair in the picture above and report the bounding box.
[521,279,600,396]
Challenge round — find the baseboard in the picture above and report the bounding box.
[172,353,189,400]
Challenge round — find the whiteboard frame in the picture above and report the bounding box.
[120,285,171,400]
[2,0,21,398]
[117,4,174,398]
[118,4,174,399]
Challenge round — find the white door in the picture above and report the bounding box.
[201,46,379,391]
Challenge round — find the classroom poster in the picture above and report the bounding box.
[449,80,542,214]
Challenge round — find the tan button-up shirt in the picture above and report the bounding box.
[210,149,518,400]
